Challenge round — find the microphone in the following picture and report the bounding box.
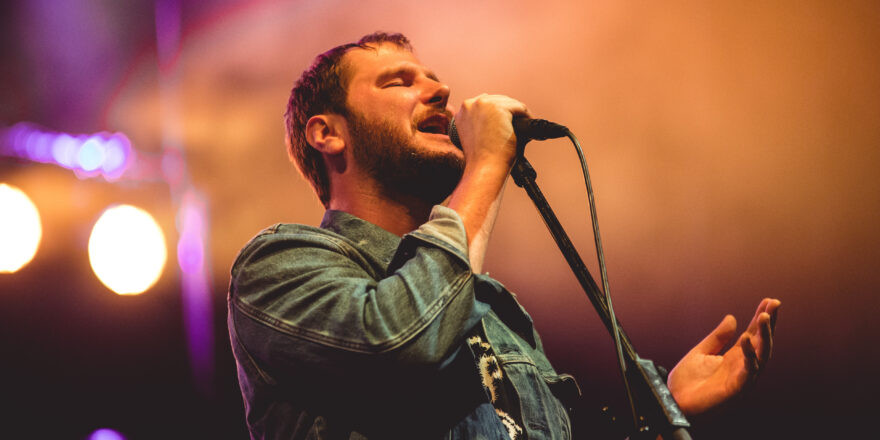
[447,117,569,150]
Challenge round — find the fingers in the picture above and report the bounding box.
[455,94,532,165]
[771,308,778,334]
[741,335,760,375]
[460,94,529,119]
[759,297,781,315]
[693,314,738,355]
[758,312,773,365]
[745,299,768,334]
[490,94,530,118]
[743,306,776,376]
[766,298,781,334]
[747,298,781,335]
[512,101,531,119]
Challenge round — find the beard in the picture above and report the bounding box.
[347,109,464,206]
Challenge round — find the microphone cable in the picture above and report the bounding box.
[451,116,643,432]
[560,126,641,434]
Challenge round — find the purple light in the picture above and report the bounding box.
[23,132,39,159]
[78,135,106,172]
[6,124,30,156]
[102,133,132,178]
[51,134,78,168]
[1,124,135,180]
[177,190,214,396]
[177,202,204,275]
[87,428,126,440]
[25,131,54,163]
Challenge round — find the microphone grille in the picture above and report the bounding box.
[447,118,462,149]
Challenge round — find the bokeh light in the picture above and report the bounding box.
[88,205,167,295]
[102,134,132,179]
[1,123,133,180]
[50,134,78,168]
[77,136,106,172]
[87,428,126,440]
[0,183,43,273]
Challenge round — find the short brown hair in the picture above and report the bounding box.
[283,32,412,207]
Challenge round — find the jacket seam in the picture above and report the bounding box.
[408,231,469,266]
[229,304,276,385]
[231,270,472,354]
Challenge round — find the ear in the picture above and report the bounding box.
[305,114,347,155]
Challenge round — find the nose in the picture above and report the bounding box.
[423,79,450,108]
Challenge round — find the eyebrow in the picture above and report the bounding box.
[376,64,441,84]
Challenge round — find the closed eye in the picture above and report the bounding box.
[377,66,418,88]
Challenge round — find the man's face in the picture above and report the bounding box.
[341,43,463,205]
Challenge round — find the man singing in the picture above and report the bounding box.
[227,32,780,439]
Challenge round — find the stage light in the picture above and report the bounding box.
[50,133,79,168]
[88,205,167,295]
[25,131,53,163]
[0,184,42,273]
[88,428,126,440]
[78,136,106,172]
[2,123,134,180]
[102,133,132,178]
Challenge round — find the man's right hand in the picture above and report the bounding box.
[446,94,531,272]
[453,94,531,171]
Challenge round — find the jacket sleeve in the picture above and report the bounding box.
[228,206,490,382]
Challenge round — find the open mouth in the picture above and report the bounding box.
[416,114,450,135]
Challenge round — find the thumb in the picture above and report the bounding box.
[692,314,737,355]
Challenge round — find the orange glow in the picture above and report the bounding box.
[0,183,43,273]
[88,205,167,295]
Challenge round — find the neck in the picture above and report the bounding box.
[328,180,434,237]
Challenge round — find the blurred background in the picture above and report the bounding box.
[1,0,878,438]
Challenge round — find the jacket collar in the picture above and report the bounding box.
[320,209,401,265]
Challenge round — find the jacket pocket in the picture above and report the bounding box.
[498,353,574,440]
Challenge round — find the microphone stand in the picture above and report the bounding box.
[510,156,692,440]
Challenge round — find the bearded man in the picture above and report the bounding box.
[227,32,780,439]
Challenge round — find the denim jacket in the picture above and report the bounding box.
[228,206,581,439]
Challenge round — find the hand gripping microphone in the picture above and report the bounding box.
[447,117,569,150]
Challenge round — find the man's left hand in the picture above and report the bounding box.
[667,298,781,415]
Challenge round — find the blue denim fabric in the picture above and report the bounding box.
[228,206,580,439]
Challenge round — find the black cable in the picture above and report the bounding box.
[564,128,641,433]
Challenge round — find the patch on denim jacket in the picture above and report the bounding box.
[467,334,524,440]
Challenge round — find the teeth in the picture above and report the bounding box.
[418,116,447,134]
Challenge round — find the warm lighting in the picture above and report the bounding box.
[88,205,167,295]
[0,183,42,273]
